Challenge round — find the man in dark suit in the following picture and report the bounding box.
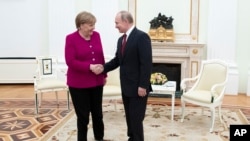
[103,10,152,141]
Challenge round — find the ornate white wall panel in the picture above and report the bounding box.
[129,0,200,43]
[225,65,239,95]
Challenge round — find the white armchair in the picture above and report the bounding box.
[180,59,228,132]
[34,56,70,114]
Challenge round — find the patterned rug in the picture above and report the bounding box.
[1,99,250,141]
[44,103,250,141]
[0,99,73,141]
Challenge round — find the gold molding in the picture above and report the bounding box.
[128,0,200,42]
[191,61,199,77]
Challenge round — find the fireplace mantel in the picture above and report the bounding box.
[152,42,205,80]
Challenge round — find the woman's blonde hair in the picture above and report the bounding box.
[75,11,96,29]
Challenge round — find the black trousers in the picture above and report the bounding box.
[122,94,148,141]
[69,86,104,141]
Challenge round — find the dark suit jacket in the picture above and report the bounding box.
[104,27,152,97]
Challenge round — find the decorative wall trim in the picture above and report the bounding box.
[225,64,239,95]
[151,42,204,81]
[129,0,200,43]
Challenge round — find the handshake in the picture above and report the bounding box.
[90,64,104,75]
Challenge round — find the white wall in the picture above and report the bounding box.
[91,0,120,56]
[237,0,250,94]
[0,0,48,57]
[48,0,75,61]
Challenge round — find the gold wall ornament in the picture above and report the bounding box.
[148,13,174,42]
[192,49,198,54]
[192,35,197,40]
[148,26,174,42]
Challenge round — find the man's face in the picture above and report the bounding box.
[115,14,127,33]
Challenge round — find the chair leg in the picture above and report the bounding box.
[39,92,42,107]
[35,93,39,114]
[55,91,59,106]
[218,106,223,123]
[180,99,185,122]
[210,108,215,132]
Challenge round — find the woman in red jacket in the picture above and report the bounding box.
[64,11,106,141]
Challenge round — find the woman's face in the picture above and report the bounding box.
[79,23,95,36]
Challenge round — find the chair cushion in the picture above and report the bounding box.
[37,79,67,90]
[182,90,214,104]
[103,85,121,96]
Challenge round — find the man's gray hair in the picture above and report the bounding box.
[119,10,134,24]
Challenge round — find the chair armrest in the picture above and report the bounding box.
[210,81,227,102]
[33,68,39,90]
[180,75,199,91]
[57,67,67,75]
